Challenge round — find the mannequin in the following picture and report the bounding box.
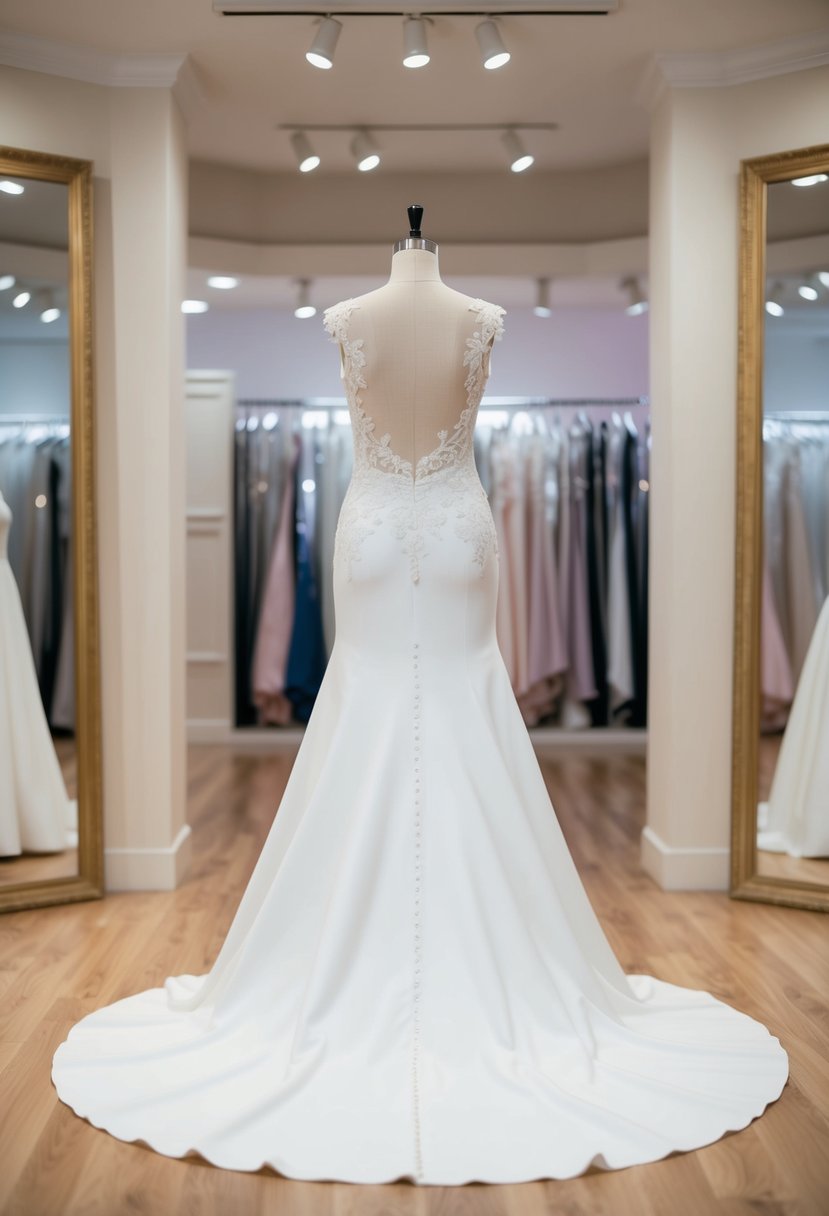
[334,205,497,466]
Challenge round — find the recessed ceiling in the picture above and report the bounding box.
[1,0,827,173]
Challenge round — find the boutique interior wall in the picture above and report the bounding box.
[643,62,829,891]
[0,65,191,890]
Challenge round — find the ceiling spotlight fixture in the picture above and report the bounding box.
[306,15,342,69]
[38,288,60,324]
[12,290,30,308]
[207,275,239,289]
[294,278,317,319]
[791,173,828,187]
[182,299,209,313]
[819,271,829,289]
[621,276,648,316]
[0,274,15,290]
[290,130,320,173]
[503,128,534,173]
[351,129,381,172]
[402,15,430,68]
[765,282,785,317]
[0,180,24,195]
[476,19,510,70]
[798,273,821,301]
[533,277,552,318]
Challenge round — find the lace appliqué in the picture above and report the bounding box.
[325,297,504,583]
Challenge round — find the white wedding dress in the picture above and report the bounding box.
[0,490,77,857]
[52,298,788,1185]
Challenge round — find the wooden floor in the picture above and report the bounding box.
[1,745,827,1216]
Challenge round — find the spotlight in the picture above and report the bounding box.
[306,16,342,70]
[207,276,239,289]
[765,282,785,317]
[351,129,380,172]
[819,271,829,289]
[476,19,510,70]
[791,174,828,187]
[0,274,15,290]
[503,129,534,173]
[294,279,317,319]
[533,277,552,318]
[0,180,24,195]
[182,299,209,313]
[621,276,648,316]
[12,291,30,308]
[39,289,60,324]
[798,274,820,301]
[290,130,320,173]
[403,16,430,68]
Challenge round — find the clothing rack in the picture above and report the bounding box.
[764,411,829,424]
[0,414,71,426]
[237,396,650,410]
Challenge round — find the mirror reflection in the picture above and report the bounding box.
[0,174,78,886]
[757,171,829,886]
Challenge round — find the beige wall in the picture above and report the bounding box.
[643,65,829,890]
[1,66,190,889]
[189,157,649,246]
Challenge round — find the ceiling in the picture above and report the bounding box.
[1,0,827,173]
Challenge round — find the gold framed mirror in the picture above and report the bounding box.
[732,141,829,913]
[0,145,103,912]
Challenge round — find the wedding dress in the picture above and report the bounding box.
[51,293,788,1186]
[0,490,77,857]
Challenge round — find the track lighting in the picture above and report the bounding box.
[12,290,30,308]
[306,16,342,70]
[0,274,14,290]
[765,282,785,317]
[0,180,24,195]
[290,130,320,173]
[819,271,829,289]
[503,129,533,173]
[351,129,380,172]
[476,19,510,70]
[791,174,828,187]
[207,275,239,290]
[621,276,648,316]
[533,278,552,318]
[294,279,317,319]
[797,274,820,301]
[403,16,430,68]
[182,299,209,313]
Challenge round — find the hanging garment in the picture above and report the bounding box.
[251,431,300,726]
[758,593,829,858]
[518,428,567,725]
[284,430,328,723]
[0,491,76,856]
[566,422,597,704]
[53,295,787,1184]
[582,417,609,725]
[760,557,794,732]
[606,416,634,715]
[784,445,819,683]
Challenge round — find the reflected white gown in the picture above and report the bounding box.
[52,299,788,1185]
[0,491,76,856]
[758,593,829,858]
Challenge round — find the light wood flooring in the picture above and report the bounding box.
[1,744,827,1216]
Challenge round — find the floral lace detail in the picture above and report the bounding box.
[323,299,415,478]
[414,298,506,480]
[325,296,504,583]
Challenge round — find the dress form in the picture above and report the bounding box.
[336,214,496,468]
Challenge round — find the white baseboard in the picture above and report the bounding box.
[187,718,234,743]
[104,823,193,892]
[640,825,730,891]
